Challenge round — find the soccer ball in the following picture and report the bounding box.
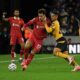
[8,63,17,71]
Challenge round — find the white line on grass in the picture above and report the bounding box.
[0,54,79,64]
[0,56,56,63]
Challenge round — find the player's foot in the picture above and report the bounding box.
[22,65,28,71]
[68,56,74,64]
[19,58,23,63]
[72,66,80,71]
[14,52,16,58]
[21,60,27,71]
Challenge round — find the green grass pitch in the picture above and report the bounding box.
[0,54,80,80]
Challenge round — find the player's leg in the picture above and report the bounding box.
[24,39,32,59]
[21,39,33,66]
[22,48,36,71]
[53,43,74,64]
[25,43,42,65]
[63,51,77,66]
[63,51,80,71]
[19,37,25,61]
[23,34,34,60]
[22,39,42,71]
[11,45,15,62]
[10,35,16,62]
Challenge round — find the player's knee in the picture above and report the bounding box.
[25,43,31,49]
[25,40,32,49]
[53,48,60,56]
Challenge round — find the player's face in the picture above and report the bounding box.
[50,13,58,21]
[38,13,46,21]
[14,10,20,17]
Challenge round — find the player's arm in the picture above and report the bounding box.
[22,18,36,31]
[21,20,25,31]
[44,22,54,33]
[24,18,36,28]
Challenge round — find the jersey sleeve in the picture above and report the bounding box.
[45,21,56,33]
[24,18,36,28]
[7,17,13,22]
[51,22,56,29]
[45,23,53,33]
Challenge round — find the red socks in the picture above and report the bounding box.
[20,49,24,58]
[25,54,34,65]
[11,47,15,60]
[24,49,29,59]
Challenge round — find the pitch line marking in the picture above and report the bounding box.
[0,56,56,63]
[0,55,79,63]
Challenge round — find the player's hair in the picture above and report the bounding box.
[50,10,59,15]
[38,8,46,15]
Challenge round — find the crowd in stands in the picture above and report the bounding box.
[0,0,80,53]
[44,0,80,36]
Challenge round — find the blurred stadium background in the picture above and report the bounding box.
[0,0,80,54]
[0,1,80,80]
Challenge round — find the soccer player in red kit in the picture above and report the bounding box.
[21,8,51,70]
[3,10,25,62]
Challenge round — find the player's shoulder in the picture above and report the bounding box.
[9,17,14,19]
[8,17,13,21]
[51,20,59,28]
[33,17,39,21]
[53,20,59,25]
[30,17,38,22]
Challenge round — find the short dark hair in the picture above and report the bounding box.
[50,10,59,15]
[38,8,46,15]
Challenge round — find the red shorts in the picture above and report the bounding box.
[10,33,24,45]
[27,34,43,52]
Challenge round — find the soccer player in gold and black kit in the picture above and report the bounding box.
[44,11,80,71]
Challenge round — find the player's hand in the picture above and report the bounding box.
[2,12,8,21]
[2,12,7,18]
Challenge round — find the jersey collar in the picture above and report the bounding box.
[14,16,20,20]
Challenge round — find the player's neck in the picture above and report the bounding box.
[14,16,20,20]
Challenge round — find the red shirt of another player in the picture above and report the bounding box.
[8,17,24,35]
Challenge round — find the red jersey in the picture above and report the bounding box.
[25,17,50,40]
[8,17,24,35]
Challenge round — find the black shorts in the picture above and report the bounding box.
[55,37,68,52]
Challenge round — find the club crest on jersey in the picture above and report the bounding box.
[36,25,44,29]
[12,23,20,27]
